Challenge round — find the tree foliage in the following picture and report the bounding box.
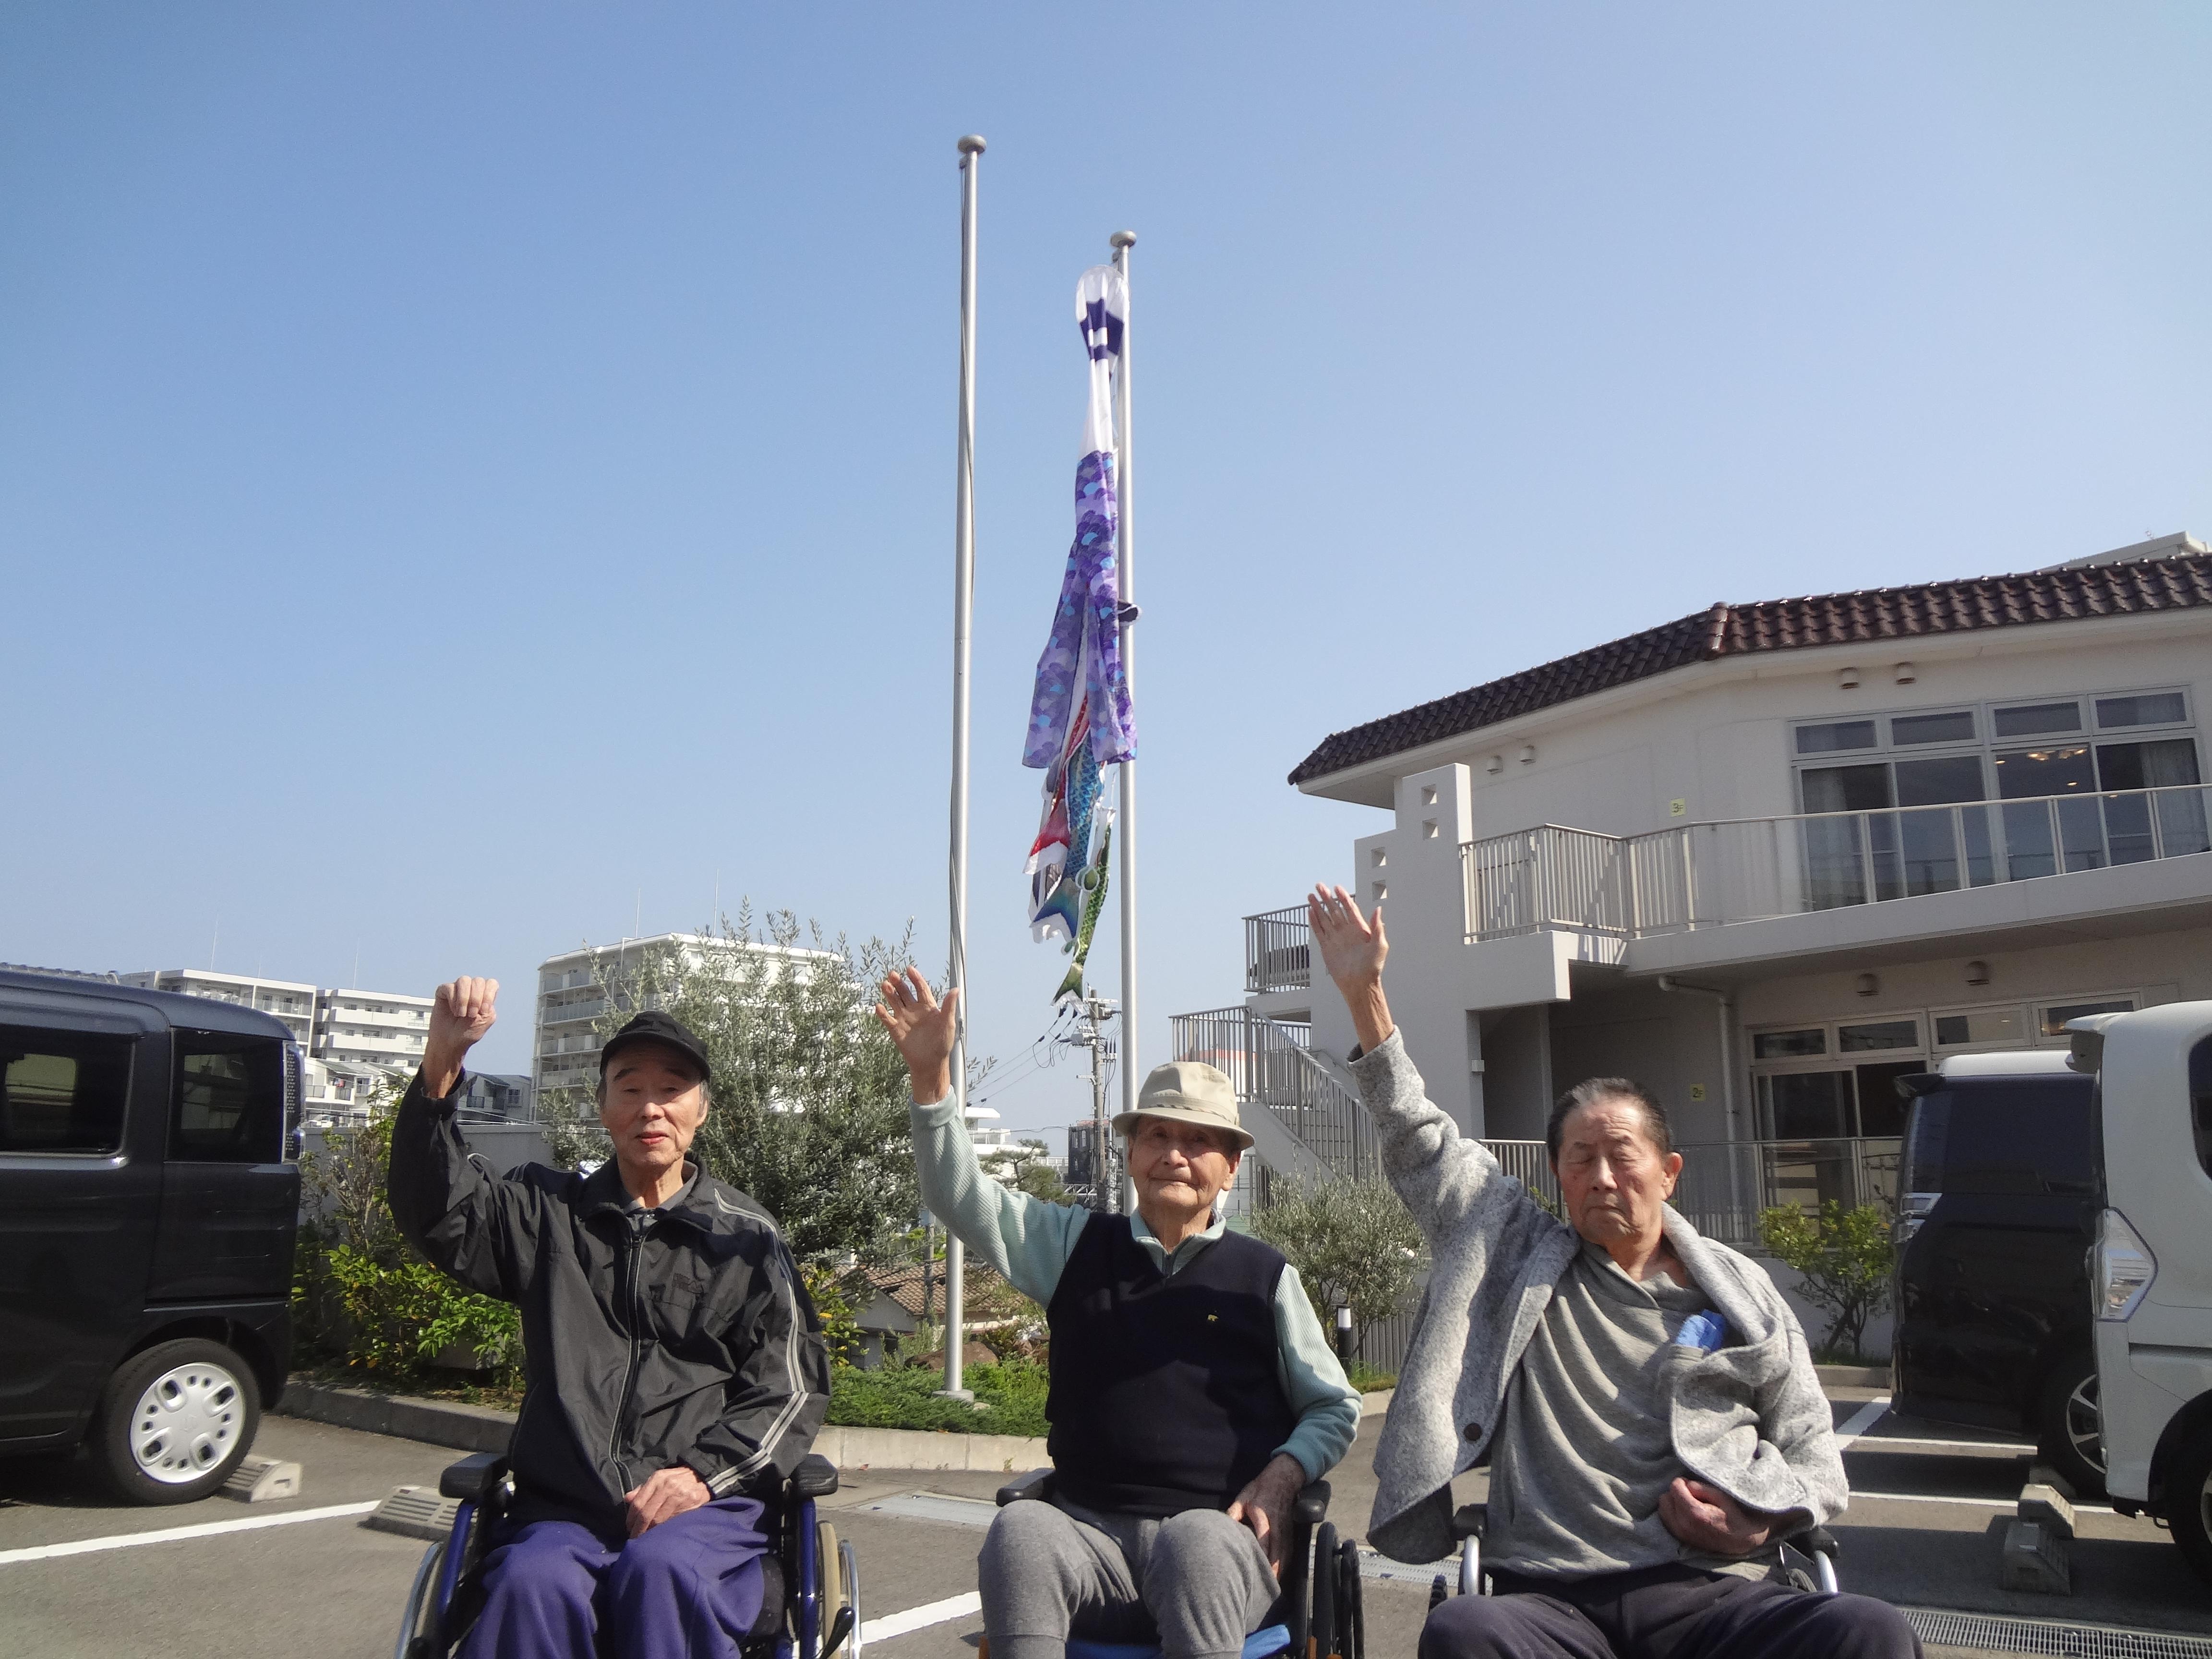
[544,907,921,1265]
[1758,1201,1895,1360]
[1250,1174,1424,1356]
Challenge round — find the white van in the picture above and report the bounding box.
[2069,1001,2212,1585]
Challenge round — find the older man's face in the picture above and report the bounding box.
[1554,1097,1683,1250]
[1127,1116,1240,1218]
[598,1042,709,1183]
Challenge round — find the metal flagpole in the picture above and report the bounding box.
[1110,229,1137,1214]
[944,133,985,1401]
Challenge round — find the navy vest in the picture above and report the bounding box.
[1046,1215,1298,1517]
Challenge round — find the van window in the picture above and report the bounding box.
[1903,1078,2098,1196]
[2191,1036,2212,1180]
[0,1028,133,1154]
[172,1032,284,1163]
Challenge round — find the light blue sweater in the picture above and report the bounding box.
[910,1093,1363,1483]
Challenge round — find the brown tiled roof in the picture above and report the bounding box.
[843,1259,1008,1322]
[1288,553,2212,787]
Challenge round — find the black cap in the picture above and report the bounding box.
[598,1010,712,1083]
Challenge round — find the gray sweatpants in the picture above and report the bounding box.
[977,1494,1278,1659]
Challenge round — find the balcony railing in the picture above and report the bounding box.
[1465,782,2212,942]
[1243,907,1312,994]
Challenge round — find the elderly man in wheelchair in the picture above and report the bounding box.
[387,978,834,1659]
[874,970,1365,1659]
[1307,888,1920,1659]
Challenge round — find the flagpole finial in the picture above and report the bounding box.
[1110,229,1136,249]
[958,134,987,156]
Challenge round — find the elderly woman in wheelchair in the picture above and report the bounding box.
[1307,889,1919,1659]
[387,981,832,1659]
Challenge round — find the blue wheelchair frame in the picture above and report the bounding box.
[396,1450,856,1659]
[989,1469,1364,1659]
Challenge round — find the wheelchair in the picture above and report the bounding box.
[394,1451,858,1659]
[1428,1502,1842,1607]
[986,1469,1366,1659]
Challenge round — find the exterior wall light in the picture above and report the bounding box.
[1894,662,1917,685]
[1838,665,1862,690]
[1965,960,1990,986]
[1519,744,1537,765]
[1854,972,1880,997]
[1486,754,1504,775]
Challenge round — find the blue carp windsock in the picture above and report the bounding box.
[1024,264,1134,973]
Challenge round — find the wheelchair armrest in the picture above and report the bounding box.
[438,1453,510,1503]
[790,1454,840,1499]
[1450,1503,1488,1540]
[1294,1480,1331,1525]
[998,1467,1055,1507]
[1800,1527,1839,1560]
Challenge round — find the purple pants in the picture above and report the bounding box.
[459,1496,770,1659]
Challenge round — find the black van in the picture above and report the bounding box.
[0,968,299,1503]
[1891,1049,2103,1492]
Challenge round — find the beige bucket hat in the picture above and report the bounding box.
[1111,1060,1252,1152]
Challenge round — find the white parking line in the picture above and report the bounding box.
[0,1501,379,1566]
[1849,1491,2115,1515]
[861,1591,983,1643]
[1833,1397,1890,1448]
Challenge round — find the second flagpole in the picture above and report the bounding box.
[944,132,984,1401]
[1110,228,1137,1212]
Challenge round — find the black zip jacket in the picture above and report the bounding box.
[388,1071,830,1538]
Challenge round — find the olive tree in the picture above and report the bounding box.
[1250,1174,1423,1357]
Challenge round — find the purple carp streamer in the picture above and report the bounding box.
[1025,264,1133,966]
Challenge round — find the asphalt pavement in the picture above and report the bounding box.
[2,1393,2206,1659]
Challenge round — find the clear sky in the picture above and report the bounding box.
[5,5,2209,1148]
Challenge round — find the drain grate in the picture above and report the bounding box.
[1907,1609,2212,1659]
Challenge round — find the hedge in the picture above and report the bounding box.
[825,1358,1048,1437]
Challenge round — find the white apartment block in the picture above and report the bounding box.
[119,969,319,1047]
[534,932,842,1101]
[315,986,434,1073]
[1173,533,2212,1232]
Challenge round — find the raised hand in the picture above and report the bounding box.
[1307,885,1394,1053]
[872,967,960,1104]
[421,976,498,1100]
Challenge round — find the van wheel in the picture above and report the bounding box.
[95,1339,260,1505]
[2036,1358,2106,1498]
[2166,1427,2212,1587]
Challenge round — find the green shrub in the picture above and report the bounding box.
[1758,1201,1894,1361]
[319,1243,522,1383]
[827,1358,1048,1437]
[1346,1361,1397,1393]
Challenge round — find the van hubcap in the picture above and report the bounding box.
[2065,1373,2106,1475]
[130,1363,243,1484]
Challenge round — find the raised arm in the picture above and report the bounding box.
[1309,886,1524,1241]
[874,968,1091,1304]
[387,976,545,1301]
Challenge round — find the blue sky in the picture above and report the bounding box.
[5,5,2209,1147]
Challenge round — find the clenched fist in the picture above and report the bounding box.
[422,976,498,1100]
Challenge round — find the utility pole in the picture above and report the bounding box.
[1070,993,1119,1213]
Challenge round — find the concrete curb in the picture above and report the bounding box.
[276,1379,517,1453]
[1815,1363,1891,1388]
[1360,1388,1394,1419]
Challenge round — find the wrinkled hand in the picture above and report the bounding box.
[1658,1477,1774,1557]
[871,968,960,1103]
[421,976,498,1100]
[1226,1453,1307,1576]
[1307,885,1393,1052]
[625,1464,711,1536]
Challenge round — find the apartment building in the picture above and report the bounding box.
[118,969,318,1048]
[533,933,842,1100]
[1174,534,2212,1232]
[315,986,434,1073]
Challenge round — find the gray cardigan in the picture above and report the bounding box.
[1351,1032,1848,1566]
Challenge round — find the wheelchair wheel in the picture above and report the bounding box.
[396,1537,446,1659]
[840,1536,863,1659]
[815,1520,854,1659]
[1336,1538,1363,1659]
[1310,1523,1338,1659]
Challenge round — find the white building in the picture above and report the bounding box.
[119,969,319,1048]
[1175,533,2212,1233]
[117,969,469,1125]
[533,933,841,1101]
